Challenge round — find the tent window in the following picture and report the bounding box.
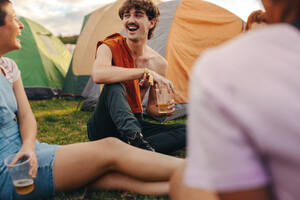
[38,34,59,55]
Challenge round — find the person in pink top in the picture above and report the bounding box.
[170,0,300,200]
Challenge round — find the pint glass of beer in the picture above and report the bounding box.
[156,88,172,114]
[4,152,34,195]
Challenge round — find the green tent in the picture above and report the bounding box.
[61,13,92,97]
[5,17,71,99]
[62,0,124,97]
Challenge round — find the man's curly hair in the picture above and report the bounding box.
[119,0,160,40]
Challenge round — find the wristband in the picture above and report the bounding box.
[145,68,154,86]
[139,68,154,86]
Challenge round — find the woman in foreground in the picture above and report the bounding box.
[0,1,183,199]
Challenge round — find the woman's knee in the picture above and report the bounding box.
[98,137,122,146]
[96,137,129,156]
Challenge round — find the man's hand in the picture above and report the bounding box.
[165,98,175,116]
[151,71,174,93]
[154,88,175,116]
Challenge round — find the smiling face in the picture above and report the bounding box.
[0,3,24,55]
[119,0,160,40]
[123,8,155,42]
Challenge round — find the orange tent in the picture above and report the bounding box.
[165,0,243,103]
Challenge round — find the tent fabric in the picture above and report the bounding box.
[82,77,102,99]
[80,77,101,112]
[62,0,123,96]
[147,0,181,57]
[165,0,244,103]
[73,1,123,76]
[5,17,71,99]
[80,77,102,112]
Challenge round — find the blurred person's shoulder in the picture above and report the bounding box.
[193,24,300,74]
[203,24,299,58]
[191,24,300,97]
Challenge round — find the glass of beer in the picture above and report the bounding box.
[156,87,172,114]
[4,152,35,195]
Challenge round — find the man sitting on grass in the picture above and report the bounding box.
[87,0,186,154]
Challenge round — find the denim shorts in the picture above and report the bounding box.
[0,121,59,200]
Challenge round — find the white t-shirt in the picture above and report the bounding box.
[185,24,300,200]
[0,57,20,83]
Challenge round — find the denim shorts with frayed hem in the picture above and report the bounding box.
[0,120,59,200]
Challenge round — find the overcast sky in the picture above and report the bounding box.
[11,0,263,36]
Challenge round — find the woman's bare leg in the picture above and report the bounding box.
[88,172,169,195]
[53,137,183,192]
[111,141,183,181]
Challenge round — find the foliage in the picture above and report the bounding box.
[29,98,186,200]
[58,35,79,44]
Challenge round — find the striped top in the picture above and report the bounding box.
[0,57,20,84]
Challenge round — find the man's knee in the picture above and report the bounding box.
[102,83,126,97]
[95,82,128,111]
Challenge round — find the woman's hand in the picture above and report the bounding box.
[17,146,38,179]
[12,78,38,179]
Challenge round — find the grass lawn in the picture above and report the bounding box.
[30,98,186,200]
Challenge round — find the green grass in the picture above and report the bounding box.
[29,98,185,200]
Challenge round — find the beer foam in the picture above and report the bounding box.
[14,179,33,187]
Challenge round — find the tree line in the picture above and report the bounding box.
[58,35,79,44]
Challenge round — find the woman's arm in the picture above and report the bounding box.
[13,77,38,178]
